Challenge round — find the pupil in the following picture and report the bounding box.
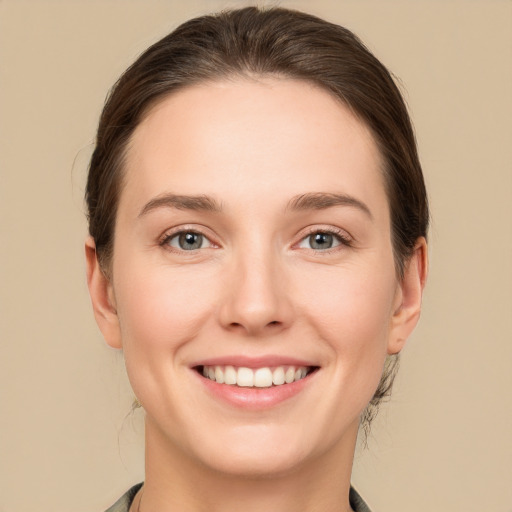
[311,233,333,250]
[179,232,202,250]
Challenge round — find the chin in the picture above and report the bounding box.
[181,421,330,479]
[200,445,308,479]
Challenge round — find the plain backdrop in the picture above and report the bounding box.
[1,1,511,511]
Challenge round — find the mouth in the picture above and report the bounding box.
[194,364,319,388]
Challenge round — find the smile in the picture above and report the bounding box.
[199,365,314,388]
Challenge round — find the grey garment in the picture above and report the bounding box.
[105,483,142,512]
[349,486,372,512]
[105,482,372,512]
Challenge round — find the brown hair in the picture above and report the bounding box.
[86,6,428,432]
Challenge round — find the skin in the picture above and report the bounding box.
[86,78,427,512]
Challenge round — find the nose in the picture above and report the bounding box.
[218,247,294,337]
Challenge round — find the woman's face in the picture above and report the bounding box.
[89,78,423,476]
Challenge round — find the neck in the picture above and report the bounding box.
[140,418,358,512]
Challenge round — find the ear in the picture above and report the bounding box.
[85,236,122,349]
[388,237,428,355]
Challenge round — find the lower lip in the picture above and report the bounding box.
[194,370,317,410]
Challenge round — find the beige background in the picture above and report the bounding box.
[1,1,511,511]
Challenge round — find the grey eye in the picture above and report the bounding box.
[309,233,334,250]
[168,231,210,250]
[298,232,342,251]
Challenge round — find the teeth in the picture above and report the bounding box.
[200,365,311,387]
[214,366,224,384]
[237,367,254,387]
[272,367,285,385]
[224,365,237,385]
[285,366,295,384]
[254,368,273,388]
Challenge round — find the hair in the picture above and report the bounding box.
[86,6,429,434]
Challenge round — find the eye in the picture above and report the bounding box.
[164,231,213,251]
[297,230,349,251]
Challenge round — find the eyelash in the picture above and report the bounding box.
[159,227,216,252]
[159,226,353,253]
[296,226,353,252]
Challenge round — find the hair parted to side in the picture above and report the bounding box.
[86,6,428,433]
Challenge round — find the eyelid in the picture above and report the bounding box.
[158,224,220,250]
[293,225,353,250]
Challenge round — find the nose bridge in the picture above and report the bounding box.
[219,235,292,335]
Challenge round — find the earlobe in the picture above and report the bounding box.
[85,236,122,349]
[388,237,428,355]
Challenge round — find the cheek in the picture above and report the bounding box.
[296,261,396,388]
[301,261,395,336]
[111,259,222,416]
[114,265,218,352]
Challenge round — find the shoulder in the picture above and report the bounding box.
[349,486,373,512]
[103,483,143,512]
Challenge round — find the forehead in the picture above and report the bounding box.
[121,77,387,215]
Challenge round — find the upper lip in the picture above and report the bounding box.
[191,355,318,369]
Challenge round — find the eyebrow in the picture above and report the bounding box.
[138,191,372,219]
[138,193,222,217]
[287,192,373,219]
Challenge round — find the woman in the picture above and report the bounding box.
[85,6,428,512]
